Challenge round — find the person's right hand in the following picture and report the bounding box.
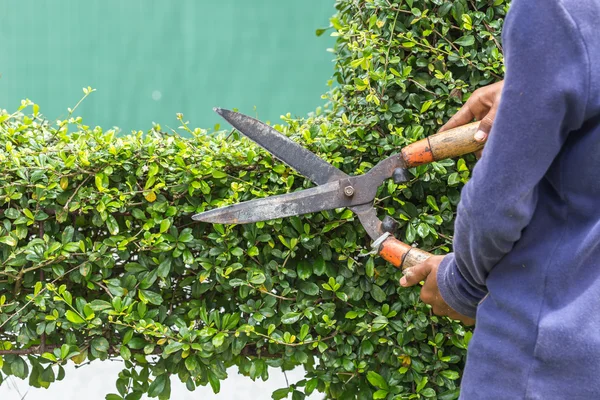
[440,80,504,155]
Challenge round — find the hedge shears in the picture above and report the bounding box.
[193,109,483,269]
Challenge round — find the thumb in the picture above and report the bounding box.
[399,262,432,287]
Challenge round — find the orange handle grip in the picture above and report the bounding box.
[401,121,483,168]
[377,236,432,270]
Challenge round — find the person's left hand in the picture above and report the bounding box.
[400,256,475,326]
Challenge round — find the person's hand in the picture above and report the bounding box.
[440,80,504,157]
[400,255,475,326]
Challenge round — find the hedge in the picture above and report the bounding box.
[0,0,506,399]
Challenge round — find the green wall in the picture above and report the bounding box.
[0,1,334,132]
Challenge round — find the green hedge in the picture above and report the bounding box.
[0,1,505,399]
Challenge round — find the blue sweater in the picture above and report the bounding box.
[436,0,600,398]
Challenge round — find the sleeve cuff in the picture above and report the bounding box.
[437,253,487,319]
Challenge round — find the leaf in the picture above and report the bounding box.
[281,312,301,324]
[148,374,167,397]
[145,191,157,202]
[297,260,312,280]
[160,219,170,233]
[212,332,226,347]
[272,387,291,400]
[91,337,110,353]
[11,357,27,379]
[139,290,163,305]
[106,215,119,235]
[298,281,319,296]
[371,285,386,303]
[178,229,193,243]
[366,371,388,390]
[5,208,20,219]
[417,223,430,238]
[440,370,460,380]
[228,278,245,287]
[313,256,326,276]
[0,236,17,247]
[60,176,69,190]
[157,258,171,278]
[95,173,106,191]
[163,341,184,355]
[455,35,475,46]
[65,310,85,324]
[120,345,131,361]
[365,257,375,278]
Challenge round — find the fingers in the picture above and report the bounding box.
[474,100,499,143]
[399,261,432,287]
[438,104,475,133]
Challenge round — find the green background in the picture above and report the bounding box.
[0,1,334,132]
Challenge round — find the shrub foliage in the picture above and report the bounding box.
[0,0,505,398]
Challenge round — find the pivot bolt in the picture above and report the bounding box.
[344,186,355,197]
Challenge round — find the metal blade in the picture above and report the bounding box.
[193,180,361,224]
[353,204,385,241]
[215,108,347,184]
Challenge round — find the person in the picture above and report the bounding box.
[398,0,600,398]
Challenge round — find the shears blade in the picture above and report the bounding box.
[214,108,347,185]
[193,179,362,224]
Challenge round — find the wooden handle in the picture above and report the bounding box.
[401,121,483,167]
[378,237,432,270]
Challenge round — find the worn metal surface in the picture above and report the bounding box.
[214,108,348,184]
[193,111,410,239]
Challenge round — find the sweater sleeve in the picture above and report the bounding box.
[436,0,590,318]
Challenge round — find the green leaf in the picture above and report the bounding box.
[281,312,301,324]
[0,236,17,247]
[455,35,475,46]
[365,257,375,278]
[11,357,27,379]
[160,219,171,233]
[298,281,319,296]
[228,278,245,287]
[417,223,429,238]
[366,371,388,390]
[440,370,460,380]
[157,258,172,278]
[345,311,358,319]
[207,371,220,393]
[148,374,167,397]
[371,285,386,303]
[120,345,131,361]
[212,170,227,179]
[163,341,184,355]
[5,208,20,219]
[106,215,119,235]
[178,229,193,243]
[91,337,110,353]
[65,310,85,324]
[212,332,226,347]
[313,256,326,276]
[272,387,291,400]
[297,260,312,280]
[139,290,163,305]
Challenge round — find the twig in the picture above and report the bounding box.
[63,175,91,211]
